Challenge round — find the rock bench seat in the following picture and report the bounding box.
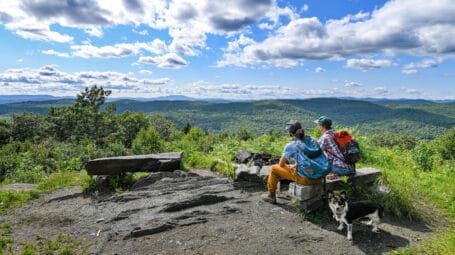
[86,152,183,175]
[287,168,381,211]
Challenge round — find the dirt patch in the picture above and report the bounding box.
[0,170,433,254]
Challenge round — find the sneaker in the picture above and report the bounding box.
[261,192,277,204]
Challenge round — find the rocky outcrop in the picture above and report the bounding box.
[233,150,279,183]
[1,168,428,255]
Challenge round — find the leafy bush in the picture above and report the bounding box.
[0,119,11,145]
[370,132,420,149]
[150,114,177,141]
[412,142,436,171]
[433,127,455,160]
[114,111,150,147]
[236,127,253,141]
[132,126,163,154]
[11,112,47,142]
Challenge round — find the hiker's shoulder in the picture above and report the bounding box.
[285,139,297,147]
[319,130,332,139]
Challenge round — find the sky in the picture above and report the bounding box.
[0,0,454,100]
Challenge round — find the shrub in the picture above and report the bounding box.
[11,112,47,142]
[433,127,455,160]
[150,115,177,141]
[132,126,163,154]
[0,119,11,145]
[412,142,436,171]
[115,111,150,147]
[370,132,420,150]
[236,127,253,141]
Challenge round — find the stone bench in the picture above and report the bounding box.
[86,152,183,175]
[287,168,381,210]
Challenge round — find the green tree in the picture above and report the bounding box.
[132,126,163,154]
[149,115,177,141]
[412,142,436,171]
[433,127,455,160]
[47,86,115,144]
[237,127,253,141]
[11,113,47,141]
[115,111,150,147]
[183,121,191,134]
[370,132,420,150]
[0,119,11,145]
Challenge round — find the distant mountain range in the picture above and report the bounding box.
[0,95,73,104]
[0,97,454,139]
[1,94,453,105]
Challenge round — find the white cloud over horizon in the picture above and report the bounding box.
[0,65,434,99]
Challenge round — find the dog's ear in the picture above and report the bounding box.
[327,190,334,199]
[340,191,346,199]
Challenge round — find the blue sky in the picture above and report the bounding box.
[0,0,454,99]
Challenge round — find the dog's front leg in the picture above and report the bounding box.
[347,224,353,241]
[337,220,344,230]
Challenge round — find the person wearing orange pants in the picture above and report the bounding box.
[261,121,322,204]
[268,164,321,195]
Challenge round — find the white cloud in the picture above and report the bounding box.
[374,86,388,95]
[42,49,70,58]
[138,53,188,68]
[85,27,104,37]
[16,58,23,63]
[344,80,362,87]
[402,69,418,75]
[71,39,168,58]
[345,58,394,71]
[403,58,442,70]
[139,70,153,75]
[401,58,442,74]
[219,0,455,67]
[314,67,326,73]
[302,4,309,12]
[402,87,421,95]
[0,65,171,95]
[14,23,74,43]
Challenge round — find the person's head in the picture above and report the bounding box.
[314,116,332,132]
[286,121,305,140]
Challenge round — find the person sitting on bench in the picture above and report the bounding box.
[315,116,355,180]
[261,121,322,204]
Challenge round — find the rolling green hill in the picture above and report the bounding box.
[0,98,454,139]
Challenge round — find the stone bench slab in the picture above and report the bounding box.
[86,152,183,175]
[287,168,381,201]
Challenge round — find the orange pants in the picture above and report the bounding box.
[267,164,322,195]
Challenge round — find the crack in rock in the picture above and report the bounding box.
[125,222,176,239]
[109,206,157,222]
[161,195,232,213]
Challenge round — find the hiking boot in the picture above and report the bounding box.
[261,192,277,204]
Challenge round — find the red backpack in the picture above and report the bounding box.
[334,131,361,164]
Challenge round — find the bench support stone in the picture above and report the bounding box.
[287,168,382,211]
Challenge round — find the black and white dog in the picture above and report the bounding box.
[328,191,383,241]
